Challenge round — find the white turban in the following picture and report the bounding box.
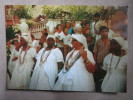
[72,34,88,49]
[73,25,82,33]
[21,35,29,43]
[113,37,127,51]
[47,35,55,40]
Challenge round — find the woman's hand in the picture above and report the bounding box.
[81,50,88,61]
[85,61,96,73]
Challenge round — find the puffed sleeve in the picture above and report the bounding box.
[86,49,96,65]
[53,48,64,62]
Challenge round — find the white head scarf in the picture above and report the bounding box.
[47,35,55,40]
[72,34,88,49]
[113,37,126,50]
[73,25,82,34]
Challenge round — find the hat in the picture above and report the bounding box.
[72,34,88,49]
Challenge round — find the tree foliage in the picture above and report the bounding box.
[42,5,103,20]
[11,5,33,19]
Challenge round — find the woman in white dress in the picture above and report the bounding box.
[9,36,37,89]
[29,36,64,90]
[8,40,20,75]
[101,37,127,92]
[54,34,96,91]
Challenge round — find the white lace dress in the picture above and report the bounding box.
[101,53,127,92]
[29,48,64,90]
[8,47,36,89]
[54,49,96,91]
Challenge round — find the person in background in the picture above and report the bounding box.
[80,20,86,27]
[93,26,110,92]
[66,22,73,35]
[70,21,76,34]
[53,27,57,34]
[86,34,95,53]
[101,37,127,92]
[61,22,66,29]
[61,27,72,59]
[91,13,101,41]
[31,35,39,50]
[41,28,48,36]
[54,24,65,54]
[85,21,92,36]
[82,26,88,38]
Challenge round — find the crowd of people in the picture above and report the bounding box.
[6,11,128,92]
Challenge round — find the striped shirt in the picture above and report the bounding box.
[93,39,110,66]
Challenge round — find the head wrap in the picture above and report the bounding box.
[113,37,127,51]
[72,34,88,49]
[73,25,82,33]
[46,35,55,40]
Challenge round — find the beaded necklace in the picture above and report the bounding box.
[19,47,28,64]
[18,47,28,73]
[108,54,121,80]
[63,47,84,73]
[39,47,53,66]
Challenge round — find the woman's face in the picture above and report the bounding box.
[72,39,82,49]
[57,25,62,31]
[72,22,76,27]
[20,38,27,46]
[46,38,55,48]
[110,39,121,53]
